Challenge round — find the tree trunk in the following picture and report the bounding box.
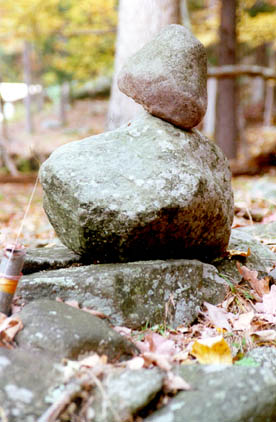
[23,41,34,134]
[203,77,217,137]
[107,0,181,130]
[180,0,191,29]
[59,82,70,127]
[264,48,275,126]
[251,44,267,104]
[215,0,238,159]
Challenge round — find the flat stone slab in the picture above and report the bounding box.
[91,367,164,422]
[118,24,207,129]
[212,228,275,283]
[23,245,82,275]
[15,299,138,361]
[145,364,276,422]
[16,259,227,329]
[0,347,62,422]
[39,113,233,263]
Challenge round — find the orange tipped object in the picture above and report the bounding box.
[0,244,25,315]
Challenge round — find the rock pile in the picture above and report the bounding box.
[40,24,234,264]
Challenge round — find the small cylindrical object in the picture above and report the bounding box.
[0,244,26,315]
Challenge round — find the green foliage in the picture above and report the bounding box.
[0,0,117,85]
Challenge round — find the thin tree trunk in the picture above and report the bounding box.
[23,41,34,134]
[264,48,275,126]
[180,0,191,29]
[0,79,18,175]
[59,82,70,127]
[0,93,8,140]
[215,0,238,159]
[107,0,181,130]
[251,44,267,104]
[203,77,217,137]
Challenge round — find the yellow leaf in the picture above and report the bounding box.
[227,247,251,258]
[191,336,233,365]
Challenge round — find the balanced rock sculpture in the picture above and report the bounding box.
[118,24,207,129]
[40,24,234,263]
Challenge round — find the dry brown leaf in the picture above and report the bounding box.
[163,371,191,392]
[0,314,23,344]
[191,336,233,365]
[232,311,255,331]
[125,356,145,370]
[251,330,276,341]
[227,248,251,258]
[143,352,172,371]
[82,307,110,320]
[237,264,270,297]
[204,302,233,331]
[136,332,176,356]
[255,285,276,317]
[78,353,108,368]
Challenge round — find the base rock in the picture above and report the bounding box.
[40,113,233,263]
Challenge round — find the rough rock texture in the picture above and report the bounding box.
[15,300,138,361]
[39,113,233,263]
[247,347,276,374]
[145,364,276,422]
[90,367,164,422]
[23,245,82,274]
[17,260,227,329]
[238,222,276,245]
[118,24,207,129]
[0,347,62,422]
[212,228,275,283]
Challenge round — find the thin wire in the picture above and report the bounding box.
[3,173,40,275]
[14,173,40,245]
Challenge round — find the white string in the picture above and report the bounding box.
[3,174,40,275]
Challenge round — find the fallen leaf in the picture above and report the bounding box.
[190,336,233,365]
[232,311,255,331]
[136,332,176,356]
[163,371,191,392]
[82,307,110,320]
[237,264,270,297]
[227,248,251,258]
[255,285,276,315]
[251,330,276,341]
[204,302,233,331]
[0,314,23,345]
[143,352,172,371]
[125,356,145,370]
[78,353,107,368]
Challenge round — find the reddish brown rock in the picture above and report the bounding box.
[118,24,207,129]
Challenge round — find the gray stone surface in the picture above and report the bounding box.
[212,228,275,283]
[17,259,227,329]
[23,245,82,274]
[0,347,62,422]
[90,367,164,422]
[247,347,276,374]
[39,113,233,263]
[145,364,276,422]
[15,299,138,361]
[238,222,276,245]
[118,24,207,129]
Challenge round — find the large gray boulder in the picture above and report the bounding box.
[118,24,207,129]
[39,113,233,263]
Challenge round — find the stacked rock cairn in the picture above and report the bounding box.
[40,24,234,266]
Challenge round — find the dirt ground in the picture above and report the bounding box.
[6,98,109,160]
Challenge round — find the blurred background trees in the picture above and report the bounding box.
[0,0,275,173]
